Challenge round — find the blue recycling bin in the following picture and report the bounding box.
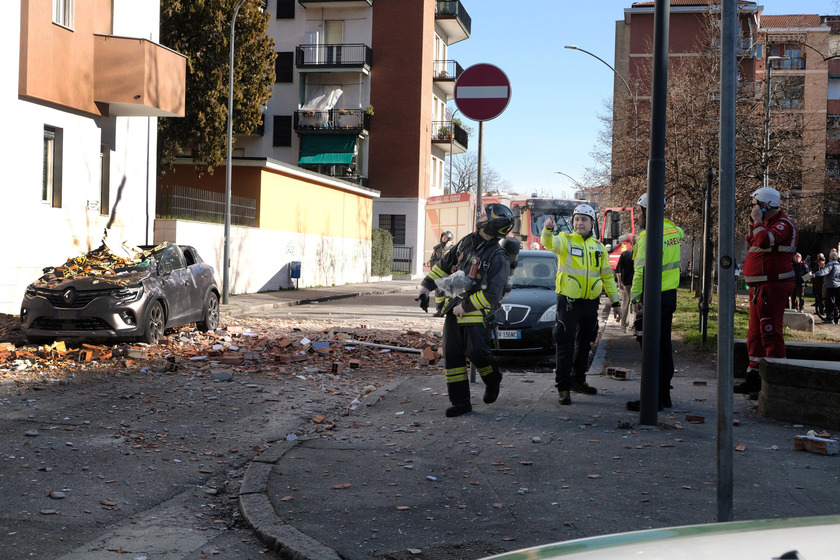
[289,261,301,279]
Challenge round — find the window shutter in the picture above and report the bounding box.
[276,0,294,19]
[273,115,292,146]
[275,51,294,83]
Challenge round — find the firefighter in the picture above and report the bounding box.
[428,231,454,316]
[541,204,621,406]
[418,204,515,417]
[737,186,798,396]
[626,193,684,412]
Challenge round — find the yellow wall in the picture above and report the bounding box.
[259,170,373,241]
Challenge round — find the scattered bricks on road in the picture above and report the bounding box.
[349,359,361,369]
[331,362,344,374]
[685,414,705,424]
[794,435,839,455]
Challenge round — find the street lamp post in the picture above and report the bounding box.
[565,45,639,168]
[554,171,582,198]
[763,55,790,189]
[223,0,248,305]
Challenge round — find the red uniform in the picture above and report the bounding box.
[743,210,797,373]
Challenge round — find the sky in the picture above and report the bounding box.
[449,0,840,199]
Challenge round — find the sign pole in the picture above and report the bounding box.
[476,121,484,227]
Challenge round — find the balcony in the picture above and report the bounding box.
[294,108,371,134]
[295,43,372,73]
[433,59,463,99]
[299,0,372,6]
[435,1,471,44]
[770,57,806,70]
[93,35,186,117]
[431,120,468,154]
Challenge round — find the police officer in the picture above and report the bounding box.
[418,204,515,417]
[626,194,684,411]
[429,231,454,316]
[541,204,621,406]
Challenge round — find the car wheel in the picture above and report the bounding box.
[197,292,220,332]
[142,301,165,344]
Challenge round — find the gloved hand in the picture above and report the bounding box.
[416,287,431,313]
[453,304,465,318]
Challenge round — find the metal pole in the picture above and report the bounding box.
[476,120,484,228]
[762,55,772,189]
[717,0,738,523]
[700,167,714,343]
[638,0,669,426]
[224,0,246,305]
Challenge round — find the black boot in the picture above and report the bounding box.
[445,380,472,417]
[482,365,502,404]
[734,371,761,395]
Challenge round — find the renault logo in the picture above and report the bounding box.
[63,288,76,305]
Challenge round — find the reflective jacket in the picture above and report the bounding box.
[540,228,620,303]
[421,232,511,325]
[743,210,797,286]
[630,218,684,303]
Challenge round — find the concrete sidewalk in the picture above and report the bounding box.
[229,288,840,560]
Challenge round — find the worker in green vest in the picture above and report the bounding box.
[626,193,684,412]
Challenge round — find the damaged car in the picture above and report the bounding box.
[20,242,220,344]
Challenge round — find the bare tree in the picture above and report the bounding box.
[446,151,510,194]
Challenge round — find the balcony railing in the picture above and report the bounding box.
[156,184,256,227]
[435,1,471,44]
[294,109,371,132]
[431,120,468,154]
[433,59,463,80]
[770,57,806,70]
[299,0,372,6]
[295,43,372,72]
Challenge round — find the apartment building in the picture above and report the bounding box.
[233,0,470,276]
[615,1,837,243]
[1,0,186,314]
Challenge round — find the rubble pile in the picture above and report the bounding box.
[0,313,443,395]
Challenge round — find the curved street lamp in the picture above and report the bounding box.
[565,45,639,168]
[224,0,248,304]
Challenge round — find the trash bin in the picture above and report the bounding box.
[289,261,301,279]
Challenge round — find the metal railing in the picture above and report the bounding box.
[770,57,806,70]
[435,1,471,35]
[295,43,372,69]
[431,120,468,148]
[392,245,413,273]
[294,108,371,132]
[156,184,256,227]
[433,59,463,80]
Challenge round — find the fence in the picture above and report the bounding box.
[156,184,257,227]
[392,245,413,273]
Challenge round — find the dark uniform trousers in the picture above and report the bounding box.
[443,313,501,405]
[553,295,600,392]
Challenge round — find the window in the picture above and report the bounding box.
[100,144,110,215]
[771,75,804,109]
[828,116,840,140]
[273,115,292,146]
[276,0,295,19]
[42,126,63,208]
[275,52,294,83]
[52,0,74,29]
[827,157,840,179]
[379,215,406,245]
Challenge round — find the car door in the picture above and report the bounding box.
[156,245,195,326]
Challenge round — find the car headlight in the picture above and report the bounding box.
[112,286,143,302]
[538,306,556,323]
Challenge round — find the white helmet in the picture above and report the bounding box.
[751,186,781,208]
[636,193,665,210]
[573,204,597,221]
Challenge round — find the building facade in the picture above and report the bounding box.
[229,0,470,277]
[2,0,186,314]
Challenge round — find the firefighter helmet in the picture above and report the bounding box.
[477,204,514,239]
[440,231,453,243]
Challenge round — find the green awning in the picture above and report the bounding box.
[299,135,356,165]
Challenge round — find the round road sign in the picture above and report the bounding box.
[454,63,511,122]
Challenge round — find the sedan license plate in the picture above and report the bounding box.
[497,329,521,340]
[54,310,80,320]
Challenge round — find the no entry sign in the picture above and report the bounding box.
[454,63,511,122]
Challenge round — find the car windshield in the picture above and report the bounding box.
[512,256,557,289]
